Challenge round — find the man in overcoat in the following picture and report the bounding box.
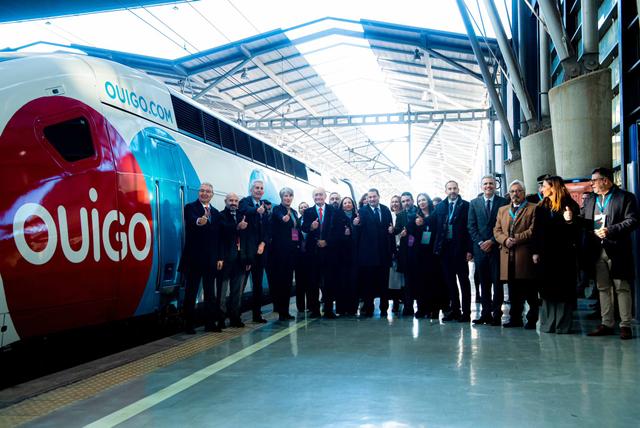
[494,180,538,328]
[583,167,639,340]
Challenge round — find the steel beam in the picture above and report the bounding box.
[537,0,581,79]
[482,0,538,130]
[455,0,515,153]
[243,108,489,130]
[581,0,600,71]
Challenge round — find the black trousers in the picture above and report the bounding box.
[217,256,246,322]
[295,252,311,312]
[509,279,539,324]
[308,248,329,313]
[441,248,471,316]
[184,266,220,330]
[247,253,266,318]
[475,251,503,319]
[359,265,390,314]
[271,258,295,314]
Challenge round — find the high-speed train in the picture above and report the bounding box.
[0,53,354,348]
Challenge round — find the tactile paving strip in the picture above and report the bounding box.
[0,316,276,427]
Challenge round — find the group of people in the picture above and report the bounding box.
[179,166,638,340]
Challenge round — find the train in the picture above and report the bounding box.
[0,53,355,348]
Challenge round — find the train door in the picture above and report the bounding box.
[150,136,186,291]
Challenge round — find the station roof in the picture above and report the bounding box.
[4,16,501,197]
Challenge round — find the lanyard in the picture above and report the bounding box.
[509,204,524,221]
[596,193,613,213]
[537,192,543,201]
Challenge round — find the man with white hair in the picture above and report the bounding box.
[239,179,268,323]
[493,180,538,329]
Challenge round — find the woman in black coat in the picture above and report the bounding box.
[336,196,359,315]
[532,176,580,334]
[406,193,446,319]
[269,187,302,320]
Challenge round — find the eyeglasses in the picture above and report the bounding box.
[589,177,604,183]
[509,189,525,194]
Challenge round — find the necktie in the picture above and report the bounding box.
[204,206,210,222]
[448,202,454,222]
[485,199,491,217]
[318,206,323,224]
[374,207,380,222]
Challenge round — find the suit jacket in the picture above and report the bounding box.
[394,206,417,273]
[239,195,266,256]
[180,200,223,271]
[354,204,394,268]
[467,195,508,260]
[433,198,472,257]
[270,204,301,262]
[581,187,639,279]
[301,203,337,254]
[219,208,252,265]
[493,202,536,280]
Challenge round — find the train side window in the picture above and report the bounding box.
[264,144,276,168]
[43,117,95,162]
[250,137,266,164]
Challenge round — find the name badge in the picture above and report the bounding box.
[291,228,300,241]
[407,235,415,247]
[447,224,453,240]
[594,214,606,230]
[421,231,431,245]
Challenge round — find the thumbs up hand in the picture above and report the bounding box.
[237,215,248,230]
[344,226,351,236]
[311,218,319,230]
[353,215,360,226]
[282,211,291,223]
[415,216,424,226]
[400,227,407,238]
[563,206,573,222]
[388,223,394,234]
[256,203,265,215]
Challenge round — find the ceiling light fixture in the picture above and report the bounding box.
[240,67,248,80]
[413,48,424,62]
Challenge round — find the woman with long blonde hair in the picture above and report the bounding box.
[532,176,580,333]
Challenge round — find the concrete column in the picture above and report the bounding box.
[504,158,524,185]
[520,128,555,192]
[548,69,613,178]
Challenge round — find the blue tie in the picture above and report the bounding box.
[448,202,454,218]
[374,207,380,222]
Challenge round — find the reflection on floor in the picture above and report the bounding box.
[20,302,640,428]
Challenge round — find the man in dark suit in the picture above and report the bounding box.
[180,182,224,334]
[583,167,639,340]
[354,188,394,317]
[394,192,417,315]
[434,180,473,322]
[526,174,550,203]
[219,192,252,328]
[239,180,268,323]
[468,176,508,325]
[302,187,337,318]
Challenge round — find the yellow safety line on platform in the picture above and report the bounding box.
[0,316,289,427]
[84,319,310,428]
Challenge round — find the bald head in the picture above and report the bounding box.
[225,192,240,211]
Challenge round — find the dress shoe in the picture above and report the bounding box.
[204,325,222,333]
[230,319,245,328]
[459,314,471,323]
[184,327,196,335]
[414,311,427,318]
[380,311,388,317]
[490,317,502,326]
[620,327,633,340]
[442,312,461,322]
[502,321,523,328]
[252,317,267,323]
[587,324,614,336]
[472,316,491,325]
[524,321,537,330]
[323,311,337,319]
[217,320,226,329]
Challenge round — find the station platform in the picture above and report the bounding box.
[2,302,639,428]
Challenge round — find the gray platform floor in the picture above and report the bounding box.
[26,304,640,428]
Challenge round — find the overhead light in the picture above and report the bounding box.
[240,67,248,80]
[285,103,292,113]
[413,48,424,62]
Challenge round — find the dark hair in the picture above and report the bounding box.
[358,193,368,208]
[591,167,613,181]
[444,180,458,188]
[400,191,413,200]
[368,188,380,196]
[415,192,434,216]
[341,196,357,216]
